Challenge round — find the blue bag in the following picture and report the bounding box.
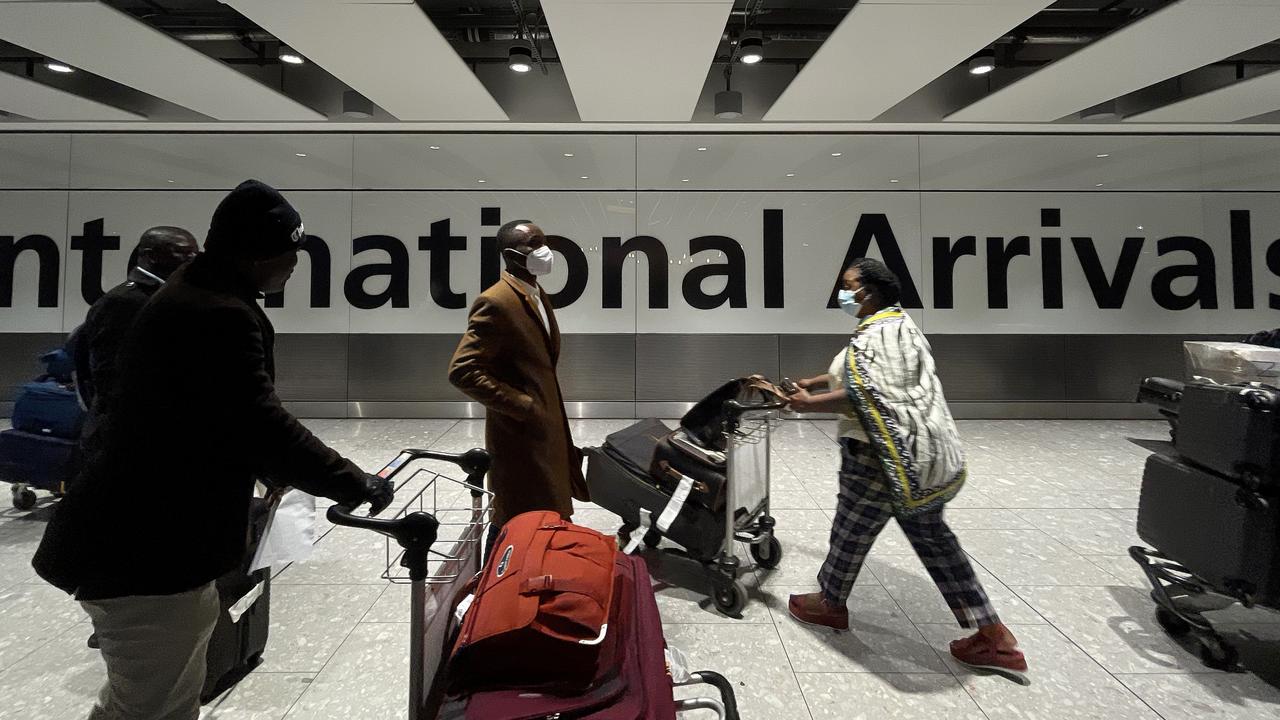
[11,380,84,439]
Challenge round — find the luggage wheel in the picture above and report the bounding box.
[711,579,747,617]
[749,536,783,570]
[1196,633,1242,673]
[10,484,36,511]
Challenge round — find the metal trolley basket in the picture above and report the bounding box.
[611,399,786,617]
[327,447,741,720]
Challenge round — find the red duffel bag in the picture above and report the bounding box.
[449,510,618,693]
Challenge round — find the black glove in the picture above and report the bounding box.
[361,473,395,516]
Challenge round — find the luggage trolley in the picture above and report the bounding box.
[604,398,786,617]
[327,447,741,720]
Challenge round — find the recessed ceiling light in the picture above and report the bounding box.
[785,173,795,177]
[830,152,843,157]
[278,45,305,65]
[697,147,708,152]
[563,152,574,157]
[1096,153,1111,158]
[889,179,900,183]
[681,178,690,182]
[1095,183,1104,187]
[45,62,74,74]
[166,179,175,183]
[1137,225,1144,230]
[580,176,589,179]
[295,153,307,157]
[429,145,441,150]
[477,179,487,183]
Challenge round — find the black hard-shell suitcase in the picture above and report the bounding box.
[201,497,273,702]
[586,446,722,560]
[650,429,727,513]
[1137,453,1280,606]
[1175,382,1280,484]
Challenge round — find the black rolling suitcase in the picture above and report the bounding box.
[1137,453,1280,606]
[201,497,273,702]
[650,429,727,513]
[1174,382,1280,484]
[589,426,722,560]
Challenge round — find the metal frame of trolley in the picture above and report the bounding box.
[327,447,741,720]
[621,399,787,617]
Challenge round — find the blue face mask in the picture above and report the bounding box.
[837,288,863,316]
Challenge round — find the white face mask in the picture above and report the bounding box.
[507,246,555,276]
[837,287,865,316]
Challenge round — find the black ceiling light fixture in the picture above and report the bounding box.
[278,44,304,65]
[715,65,743,119]
[968,49,996,76]
[738,32,764,65]
[508,44,533,74]
[341,90,373,119]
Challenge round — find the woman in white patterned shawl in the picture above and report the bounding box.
[783,257,1028,682]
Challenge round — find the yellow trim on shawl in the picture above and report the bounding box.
[846,308,962,510]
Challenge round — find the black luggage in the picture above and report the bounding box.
[201,497,273,702]
[586,446,722,560]
[0,429,78,493]
[1174,382,1280,484]
[680,377,785,451]
[650,429,727,513]
[602,418,670,478]
[1137,453,1280,606]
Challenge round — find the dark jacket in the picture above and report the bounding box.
[34,253,369,600]
[448,272,586,526]
[73,266,163,414]
[1243,329,1280,349]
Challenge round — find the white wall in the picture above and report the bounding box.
[2,131,1279,335]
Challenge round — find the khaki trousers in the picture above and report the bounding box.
[80,582,220,720]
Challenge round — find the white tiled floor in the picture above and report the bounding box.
[2,418,1279,719]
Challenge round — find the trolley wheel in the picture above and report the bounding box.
[712,580,747,617]
[12,487,36,511]
[750,536,783,570]
[1197,635,1240,672]
[643,529,662,549]
[1155,607,1192,637]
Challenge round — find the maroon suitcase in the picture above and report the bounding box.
[443,553,676,720]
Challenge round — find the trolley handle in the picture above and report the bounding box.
[681,670,739,720]
[374,447,491,493]
[722,398,787,419]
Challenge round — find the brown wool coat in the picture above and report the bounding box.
[448,272,586,526]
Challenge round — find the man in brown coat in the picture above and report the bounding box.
[449,219,586,545]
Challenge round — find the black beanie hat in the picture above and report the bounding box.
[204,179,306,260]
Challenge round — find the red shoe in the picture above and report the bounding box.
[788,592,849,631]
[950,632,1029,684]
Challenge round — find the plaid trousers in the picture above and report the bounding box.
[818,438,1000,629]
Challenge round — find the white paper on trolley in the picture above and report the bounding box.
[249,489,318,572]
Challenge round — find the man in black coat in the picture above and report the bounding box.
[74,226,199,419]
[33,180,393,720]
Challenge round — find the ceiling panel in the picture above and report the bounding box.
[1126,69,1280,123]
[949,0,1280,123]
[0,71,142,121]
[223,0,507,122]
[764,0,1053,122]
[0,0,323,121]
[542,0,734,122]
